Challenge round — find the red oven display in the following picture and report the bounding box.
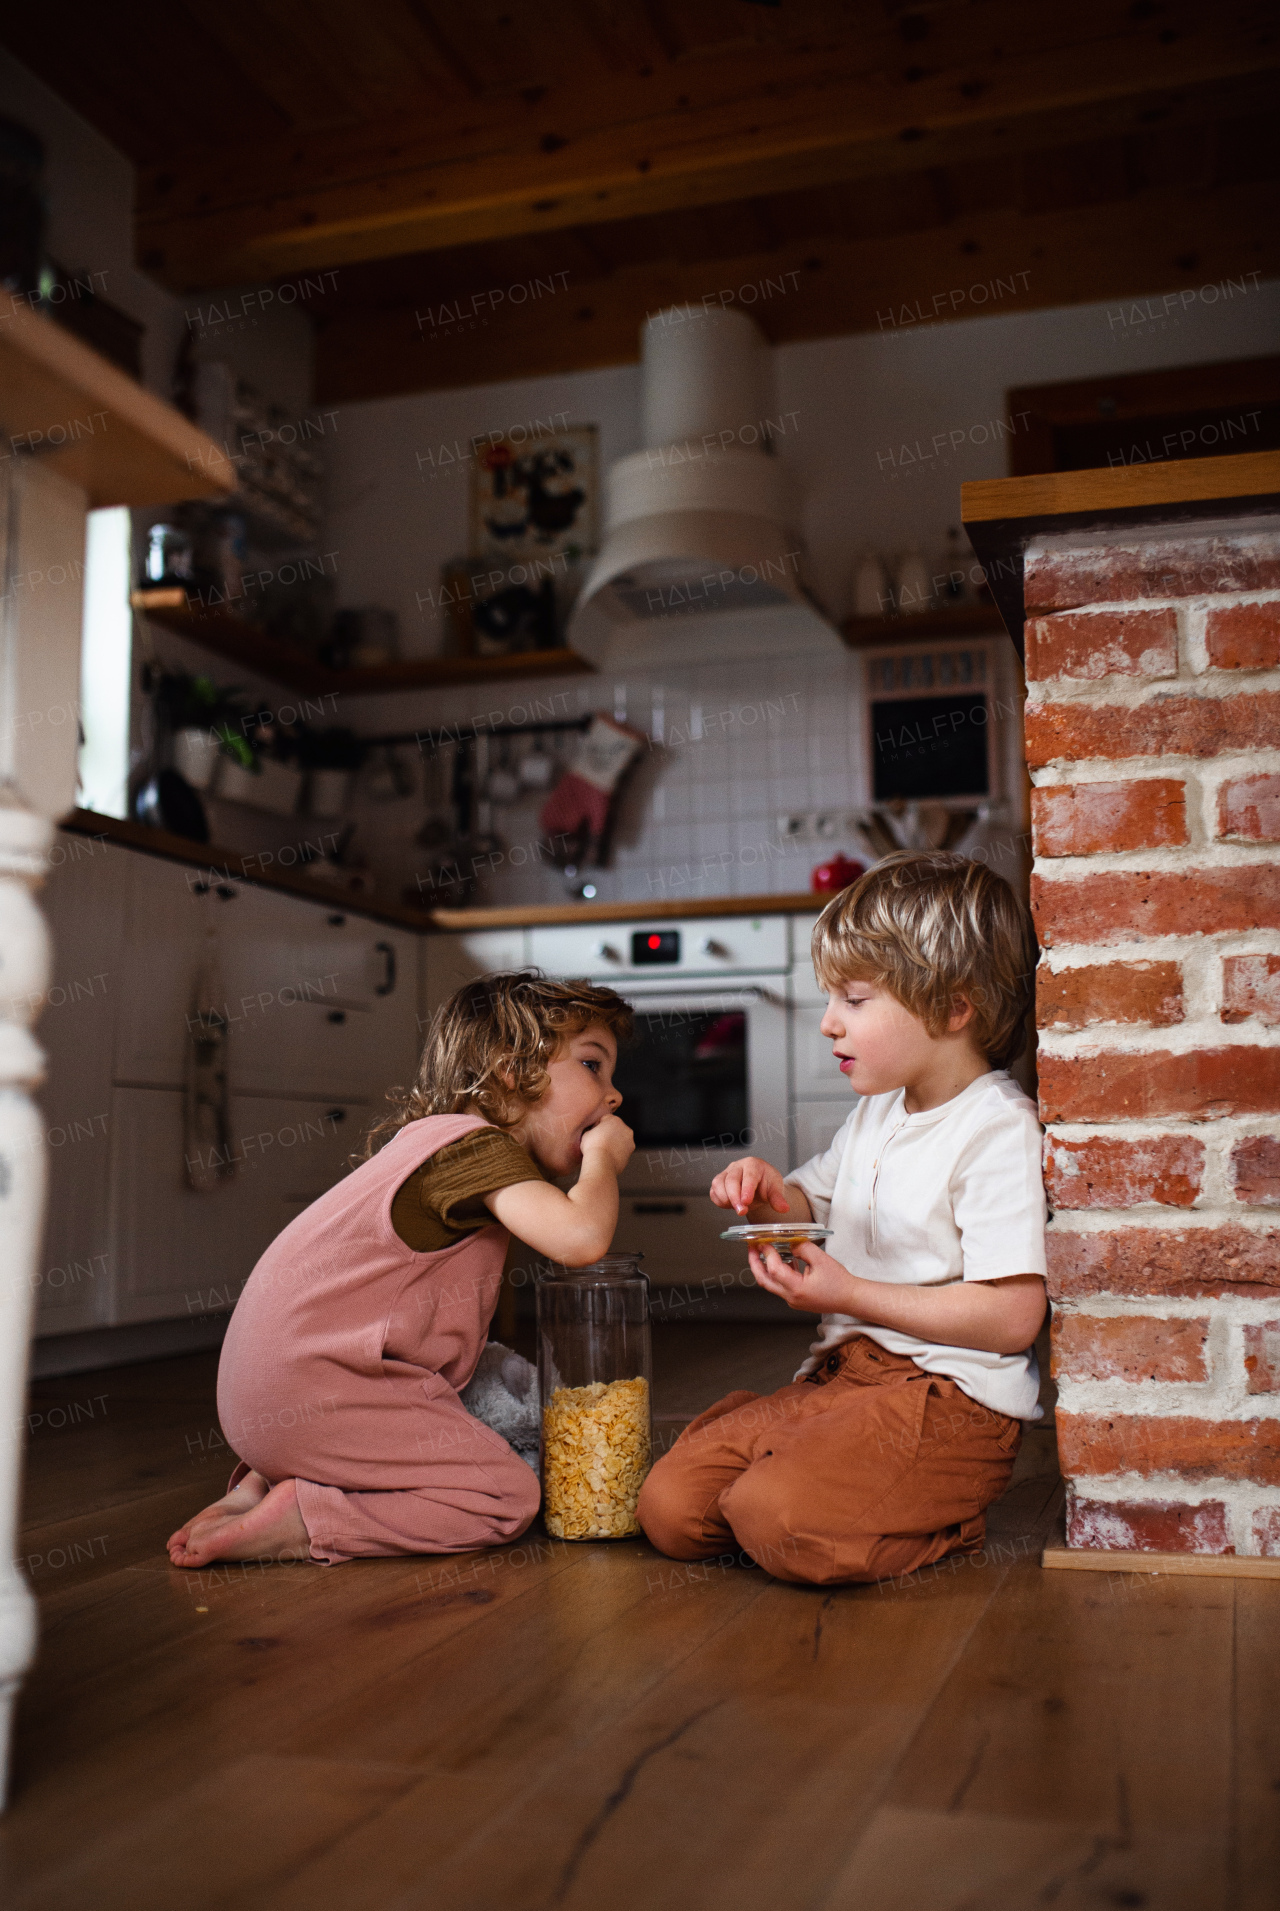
[631,929,680,965]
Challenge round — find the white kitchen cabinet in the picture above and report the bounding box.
[613,1190,751,1291]
[790,912,824,973]
[791,1001,851,1102]
[792,1099,854,1170]
[423,928,530,1020]
[114,854,416,1099]
[110,1085,365,1325]
[33,834,126,1338]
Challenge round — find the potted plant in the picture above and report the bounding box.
[297,726,366,818]
[148,668,254,793]
[218,715,306,816]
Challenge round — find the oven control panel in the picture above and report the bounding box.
[631,928,680,965]
[529,914,789,977]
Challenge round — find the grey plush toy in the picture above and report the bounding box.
[460,1341,540,1469]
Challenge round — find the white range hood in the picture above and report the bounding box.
[569,305,841,666]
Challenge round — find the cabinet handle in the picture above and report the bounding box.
[328,1010,346,1025]
[325,1108,347,1123]
[216,885,237,900]
[328,913,347,927]
[375,941,396,995]
[633,1201,687,1215]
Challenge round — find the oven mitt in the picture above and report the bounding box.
[538,713,645,864]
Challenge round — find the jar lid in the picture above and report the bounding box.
[720,1223,832,1247]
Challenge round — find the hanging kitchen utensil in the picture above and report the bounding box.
[519,731,555,791]
[184,935,232,1192]
[415,738,454,850]
[486,736,519,805]
[366,744,414,803]
[135,767,209,843]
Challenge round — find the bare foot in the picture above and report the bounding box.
[168,1477,310,1569]
[168,1469,271,1559]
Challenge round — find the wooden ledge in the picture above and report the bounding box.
[0,299,233,508]
[962,447,1280,524]
[1042,1531,1280,1581]
[961,446,1280,660]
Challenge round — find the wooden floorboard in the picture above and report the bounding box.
[0,1324,1271,1909]
[873,1546,1239,1910]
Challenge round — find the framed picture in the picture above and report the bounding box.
[469,423,599,562]
[439,558,559,657]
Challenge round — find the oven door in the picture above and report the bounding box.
[613,978,790,1198]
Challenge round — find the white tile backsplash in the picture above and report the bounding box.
[321,642,1028,912]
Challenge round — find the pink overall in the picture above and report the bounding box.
[216,1113,541,1563]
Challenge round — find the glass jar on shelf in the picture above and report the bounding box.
[536,1253,652,1540]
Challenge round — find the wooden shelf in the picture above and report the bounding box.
[133,594,596,697]
[961,446,1280,524]
[841,601,1005,647]
[61,808,433,929]
[61,810,827,933]
[961,447,1280,660]
[427,892,825,930]
[0,298,233,508]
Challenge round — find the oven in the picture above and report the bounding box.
[529,918,792,1288]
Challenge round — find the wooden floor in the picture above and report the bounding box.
[3,1323,1276,1910]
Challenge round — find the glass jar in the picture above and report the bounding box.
[537,1254,652,1540]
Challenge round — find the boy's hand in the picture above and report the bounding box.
[710,1156,793,1218]
[749,1241,858,1315]
[579,1114,634,1174]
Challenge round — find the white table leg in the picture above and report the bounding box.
[0,796,54,1807]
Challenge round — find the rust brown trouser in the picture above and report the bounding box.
[637,1334,1022,1586]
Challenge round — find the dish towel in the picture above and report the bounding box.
[539,714,646,864]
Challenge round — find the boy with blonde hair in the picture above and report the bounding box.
[638,852,1047,1586]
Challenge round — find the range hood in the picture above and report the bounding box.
[568,306,842,666]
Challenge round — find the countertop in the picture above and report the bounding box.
[61,810,822,932]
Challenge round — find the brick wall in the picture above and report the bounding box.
[1025,521,1280,1557]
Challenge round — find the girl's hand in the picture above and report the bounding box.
[749,1240,858,1315]
[710,1155,793,1217]
[579,1113,634,1174]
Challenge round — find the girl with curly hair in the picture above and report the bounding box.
[169,971,633,1568]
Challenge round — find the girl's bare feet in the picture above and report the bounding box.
[168,1476,311,1568]
[168,1469,271,1558]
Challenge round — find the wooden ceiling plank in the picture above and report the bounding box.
[311,0,478,109]
[313,175,1280,404]
[418,0,557,96]
[3,5,293,161]
[182,0,370,132]
[134,26,1280,286]
[135,5,1280,210]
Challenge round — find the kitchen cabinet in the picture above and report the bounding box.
[612,1190,750,1292]
[37,832,409,1340]
[792,1100,852,1169]
[110,1086,362,1324]
[423,927,530,1020]
[33,837,127,1337]
[792,1004,850,1102]
[113,853,416,1095]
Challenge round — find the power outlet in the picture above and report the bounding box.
[776,812,843,842]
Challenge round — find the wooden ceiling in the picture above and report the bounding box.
[7,1,1280,404]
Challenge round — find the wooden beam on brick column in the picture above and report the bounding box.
[313,179,1280,404]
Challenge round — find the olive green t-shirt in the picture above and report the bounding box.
[390,1126,543,1252]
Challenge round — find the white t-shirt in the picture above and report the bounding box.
[784,1071,1048,1420]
